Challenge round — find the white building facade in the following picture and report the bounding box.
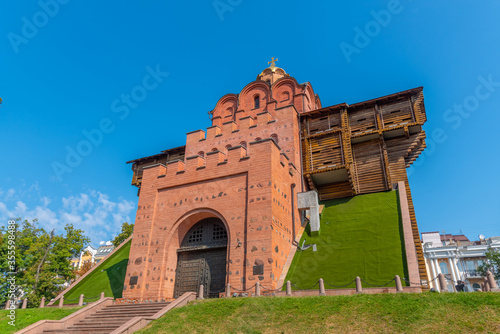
[422,234,500,292]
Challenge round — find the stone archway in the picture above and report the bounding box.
[173,218,228,298]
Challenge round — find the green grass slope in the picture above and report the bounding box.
[285,190,408,289]
[0,306,82,334]
[63,240,131,303]
[137,293,500,334]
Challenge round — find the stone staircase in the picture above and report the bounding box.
[41,302,170,334]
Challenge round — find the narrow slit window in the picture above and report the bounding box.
[254,95,260,109]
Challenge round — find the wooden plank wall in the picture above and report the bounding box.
[308,132,343,170]
[379,99,414,128]
[317,181,353,201]
[348,106,377,134]
[308,111,341,133]
[352,139,388,194]
[300,88,429,284]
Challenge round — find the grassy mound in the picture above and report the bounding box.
[63,240,131,303]
[0,306,82,334]
[285,191,408,289]
[137,293,500,334]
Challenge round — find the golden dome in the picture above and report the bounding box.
[257,58,289,84]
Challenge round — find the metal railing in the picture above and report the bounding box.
[463,269,481,278]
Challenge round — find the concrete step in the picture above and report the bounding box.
[106,302,170,307]
[87,314,154,320]
[96,307,165,313]
[95,308,162,313]
[66,325,122,330]
[103,305,168,310]
[78,319,130,324]
[43,331,110,334]
[43,302,171,334]
[90,311,159,317]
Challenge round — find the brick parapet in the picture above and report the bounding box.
[185,105,302,169]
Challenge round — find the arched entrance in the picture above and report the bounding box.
[173,218,228,298]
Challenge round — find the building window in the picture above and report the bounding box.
[254,95,260,109]
[472,283,481,291]
[255,137,262,142]
[239,141,247,149]
[439,262,449,275]
[198,151,205,158]
[466,260,475,271]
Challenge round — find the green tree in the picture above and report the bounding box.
[477,248,500,280]
[112,222,134,247]
[0,218,90,307]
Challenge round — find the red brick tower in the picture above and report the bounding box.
[122,61,321,302]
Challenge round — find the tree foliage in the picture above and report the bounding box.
[112,222,134,247]
[477,248,500,280]
[73,261,94,280]
[0,218,90,307]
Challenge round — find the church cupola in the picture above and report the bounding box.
[257,57,289,85]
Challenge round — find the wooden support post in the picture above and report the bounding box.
[355,277,363,294]
[78,294,84,306]
[58,296,64,308]
[226,283,231,298]
[319,278,326,296]
[255,282,261,297]
[286,281,292,296]
[395,275,404,293]
[22,298,28,309]
[197,285,204,300]
[39,296,45,308]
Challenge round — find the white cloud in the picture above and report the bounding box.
[41,196,51,206]
[6,188,15,200]
[0,186,136,246]
[62,193,91,212]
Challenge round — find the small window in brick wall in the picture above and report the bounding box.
[254,95,260,109]
[271,134,278,144]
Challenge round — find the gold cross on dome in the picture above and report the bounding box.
[268,57,278,67]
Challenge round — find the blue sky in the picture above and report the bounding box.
[1,1,499,245]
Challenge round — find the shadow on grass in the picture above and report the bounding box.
[105,259,128,298]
